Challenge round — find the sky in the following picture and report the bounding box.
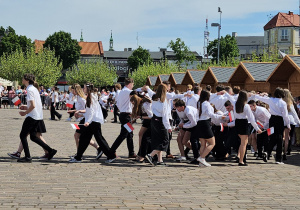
[0,0,299,55]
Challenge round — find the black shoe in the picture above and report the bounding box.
[263,152,268,162]
[235,157,240,163]
[287,151,291,155]
[156,162,167,167]
[254,152,258,157]
[58,115,62,120]
[283,154,287,161]
[189,158,199,165]
[145,154,154,166]
[17,157,32,163]
[184,148,190,158]
[238,162,248,166]
[111,121,118,123]
[48,149,57,160]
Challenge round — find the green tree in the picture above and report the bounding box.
[130,61,184,88]
[66,59,117,87]
[43,31,81,69]
[167,38,196,65]
[0,26,33,56]
[207,34,239,63]
[0,47,62,87]
[127,46,152,70]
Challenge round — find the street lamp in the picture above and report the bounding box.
[211,23,220,65]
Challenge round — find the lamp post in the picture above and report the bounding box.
[211,23,220,65]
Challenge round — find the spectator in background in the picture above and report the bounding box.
[16,85,23,108]
[0,83,3,108]
[8,86,16,108]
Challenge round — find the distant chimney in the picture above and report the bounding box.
[128,48,132,51]
[289,11,294,15]
[232,32,237,37]
[124,48,128,51]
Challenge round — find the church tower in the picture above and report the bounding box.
[80,30,83,42]
[109,30,114,51]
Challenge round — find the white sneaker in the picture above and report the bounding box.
[275,161,284,165]
[197,157,211,167]
[105,158,116,163]
[68,157,82,163]
[176,156,187,161]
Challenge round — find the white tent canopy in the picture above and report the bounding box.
[0,77,13,87]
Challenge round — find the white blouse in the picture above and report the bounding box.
[142,102,153,118]
[152,99,171,130]
[199,101,223,121]
[85,94,104,124]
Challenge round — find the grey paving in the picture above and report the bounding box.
[0,108,300,209]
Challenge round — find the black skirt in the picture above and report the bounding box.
[36,120,46,133]
[75,118,85,134]
[235,119,249,135]
[151,115,169,152]
[142,119,151,128]
[198,119,214,139]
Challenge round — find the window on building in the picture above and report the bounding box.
[281,29,288,41]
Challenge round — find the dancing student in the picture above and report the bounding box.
[110,78,136,159]
[18,73,57,162]
[248,100,270,162]
[282,89,300,160]
[112,83,121,123]
[254,88,290,164]
[67,84,100,157]
[66,86,76,121]
[224,91,262,166]
[69,83,116,163]
[196,90,226,167]
[130,94,153,162]
[211,104,227,160]
[145,84,172,166]
[50,86,62,120]
[8,81,50,160]
[174,99,198,162]
[186,86,201,109]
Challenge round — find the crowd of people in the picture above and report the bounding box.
[6,74,300,167]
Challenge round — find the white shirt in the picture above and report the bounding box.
[182,106,199,129]
[186,94,199,109]
[287,105,300,126]
[253,106,271,129]
[255,95,290,129]
[116,87,132,113]
[26,85,43,120]
[199,101,223,121]
[142,102,153,118]
[52,91,59,103]
[115,89,121,102]
[211,110,226,126]
[209,94,227,113]
[152,99,171,130]
[85,94,104,124]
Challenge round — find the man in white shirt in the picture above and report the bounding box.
[50,87,62,120]
[110,78,136,159]
[209,85,228,113]
[186,86,201,109]
[18,74,57,162]
[112,83,121,123]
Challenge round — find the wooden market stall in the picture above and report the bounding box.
[154,74,170,89]
[228,62,278,93]
[200,67,235,92]
[168,72,186,92]
[267,55,300,96]
[181,70,206,92]
[146,76,157,87]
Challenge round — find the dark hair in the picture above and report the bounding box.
[198,90,210,117]
[174,99,185,108]
[216,85,225,92]
[130,90,137,96]
[170,87,174,92]
[224,86,232,93]
[162,81,170,85]
[236,90,248,113]
[23,73,35,85]
[224,100,232,107]
[247,100,256,105]
[124,78,134,86]
[205,85,211,91]
[85,83,94,108]
[274,87,285,98]
[233,86,240,94]
[194,86,201,94]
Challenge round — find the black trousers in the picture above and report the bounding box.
[50,102,61,120]
[190,126,200,159]
[212,125,227,158]
[75,122,115,160]
[110,113,135,156]
[257,130,269,157]
[268,115,284,162]
[226,127,240,155]
[113,105,119,122]
[20,117,53,158]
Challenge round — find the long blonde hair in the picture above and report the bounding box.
[155,84,167,103]
[72,83,86,99]
[283,89,294,111]
[130,95,143,119]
